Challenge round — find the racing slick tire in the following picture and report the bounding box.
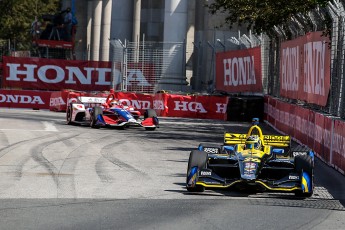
[294,154,314,198]
[144,109,157,119]
[145,127,156,131]
[90,106,102,129]
[66,103,73,125]
[186,150,208,192]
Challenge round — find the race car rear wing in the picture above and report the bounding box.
[78,96,107,104]
[224,133,291,148]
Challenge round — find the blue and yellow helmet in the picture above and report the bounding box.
[245,135,261,149]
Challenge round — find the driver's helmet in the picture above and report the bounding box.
[245,135,261,150]
[110,99,119,106]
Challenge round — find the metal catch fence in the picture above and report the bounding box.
[267,0,345,119]
[110,39,185,94]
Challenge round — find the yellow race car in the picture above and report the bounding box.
[186,118,314,197]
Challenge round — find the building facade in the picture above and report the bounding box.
[62,0,240,92]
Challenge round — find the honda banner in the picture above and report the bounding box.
[280,31,331,106]
[0,89,51,109]
[2,56,113,91]
[215,47,262,93]
[166,94,228,120]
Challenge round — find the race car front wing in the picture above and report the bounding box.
[187,167,312,193]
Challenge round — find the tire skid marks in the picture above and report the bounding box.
[0,132,78,195]
[0,133,58,159]
[29,133,82,186]
[96,140,148,182]
[0,130,9,149]
[56,134,114,198]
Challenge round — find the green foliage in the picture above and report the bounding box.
[208,0,330,38]
[0,0,61,50]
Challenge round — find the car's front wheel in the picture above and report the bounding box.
[186,150,208,192]
[90,106,102,128]
[294,154,314,198]
[66,103,73,125]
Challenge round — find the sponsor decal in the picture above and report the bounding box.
[280,31,331,106]
[216,103,227,113]
[120,99,151,110]
[203,147,219,154]
[50,97,66,106]
[222,56,257,87]
[215,46,262,92]
[289,175,299,180]
[0,94,44,104]
[263,135,290,141]
[303,41,327,96]
[244,158,260,163]
[292,151,308,157]
[6,63,111,85]
[153,100,165,110]
[281,46,299,92]
[244,162,257,172]
[79,97,107,104]
[173,101,207,113]
[0,89,51,109]
[200,171,212,176]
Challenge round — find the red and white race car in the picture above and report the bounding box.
[66,92,159,130]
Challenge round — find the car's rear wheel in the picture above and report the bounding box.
[90,106,102,128]
[144,109,157,119]
[145,127,156,131]
[294,154,314,198]
[186,150,208,192]
[144,109,158,130]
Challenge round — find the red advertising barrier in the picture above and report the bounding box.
[307,110,316,148]
[314,113,331,162]
[166,94,228,120]
[266,96,277,126]
[264,95,345,175]
[115,92,153,115]
[280,31,331,106]
[153,93,169,117]
[48,89,228,120]
[215,47,263,93]
[195,95,228,120]
[2,56,113,91]
[275,100,291,135]
[323,116,333,163]
[332,120,345,173]
[2,56,157,93]
[0,89,51,109]
[50,90,70,112]
[293,105,310,146]
[166,94,198,118]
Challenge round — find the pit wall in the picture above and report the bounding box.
[265,95,345,175]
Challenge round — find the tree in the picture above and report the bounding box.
[207,0,330,38]
[0,0,61,50]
